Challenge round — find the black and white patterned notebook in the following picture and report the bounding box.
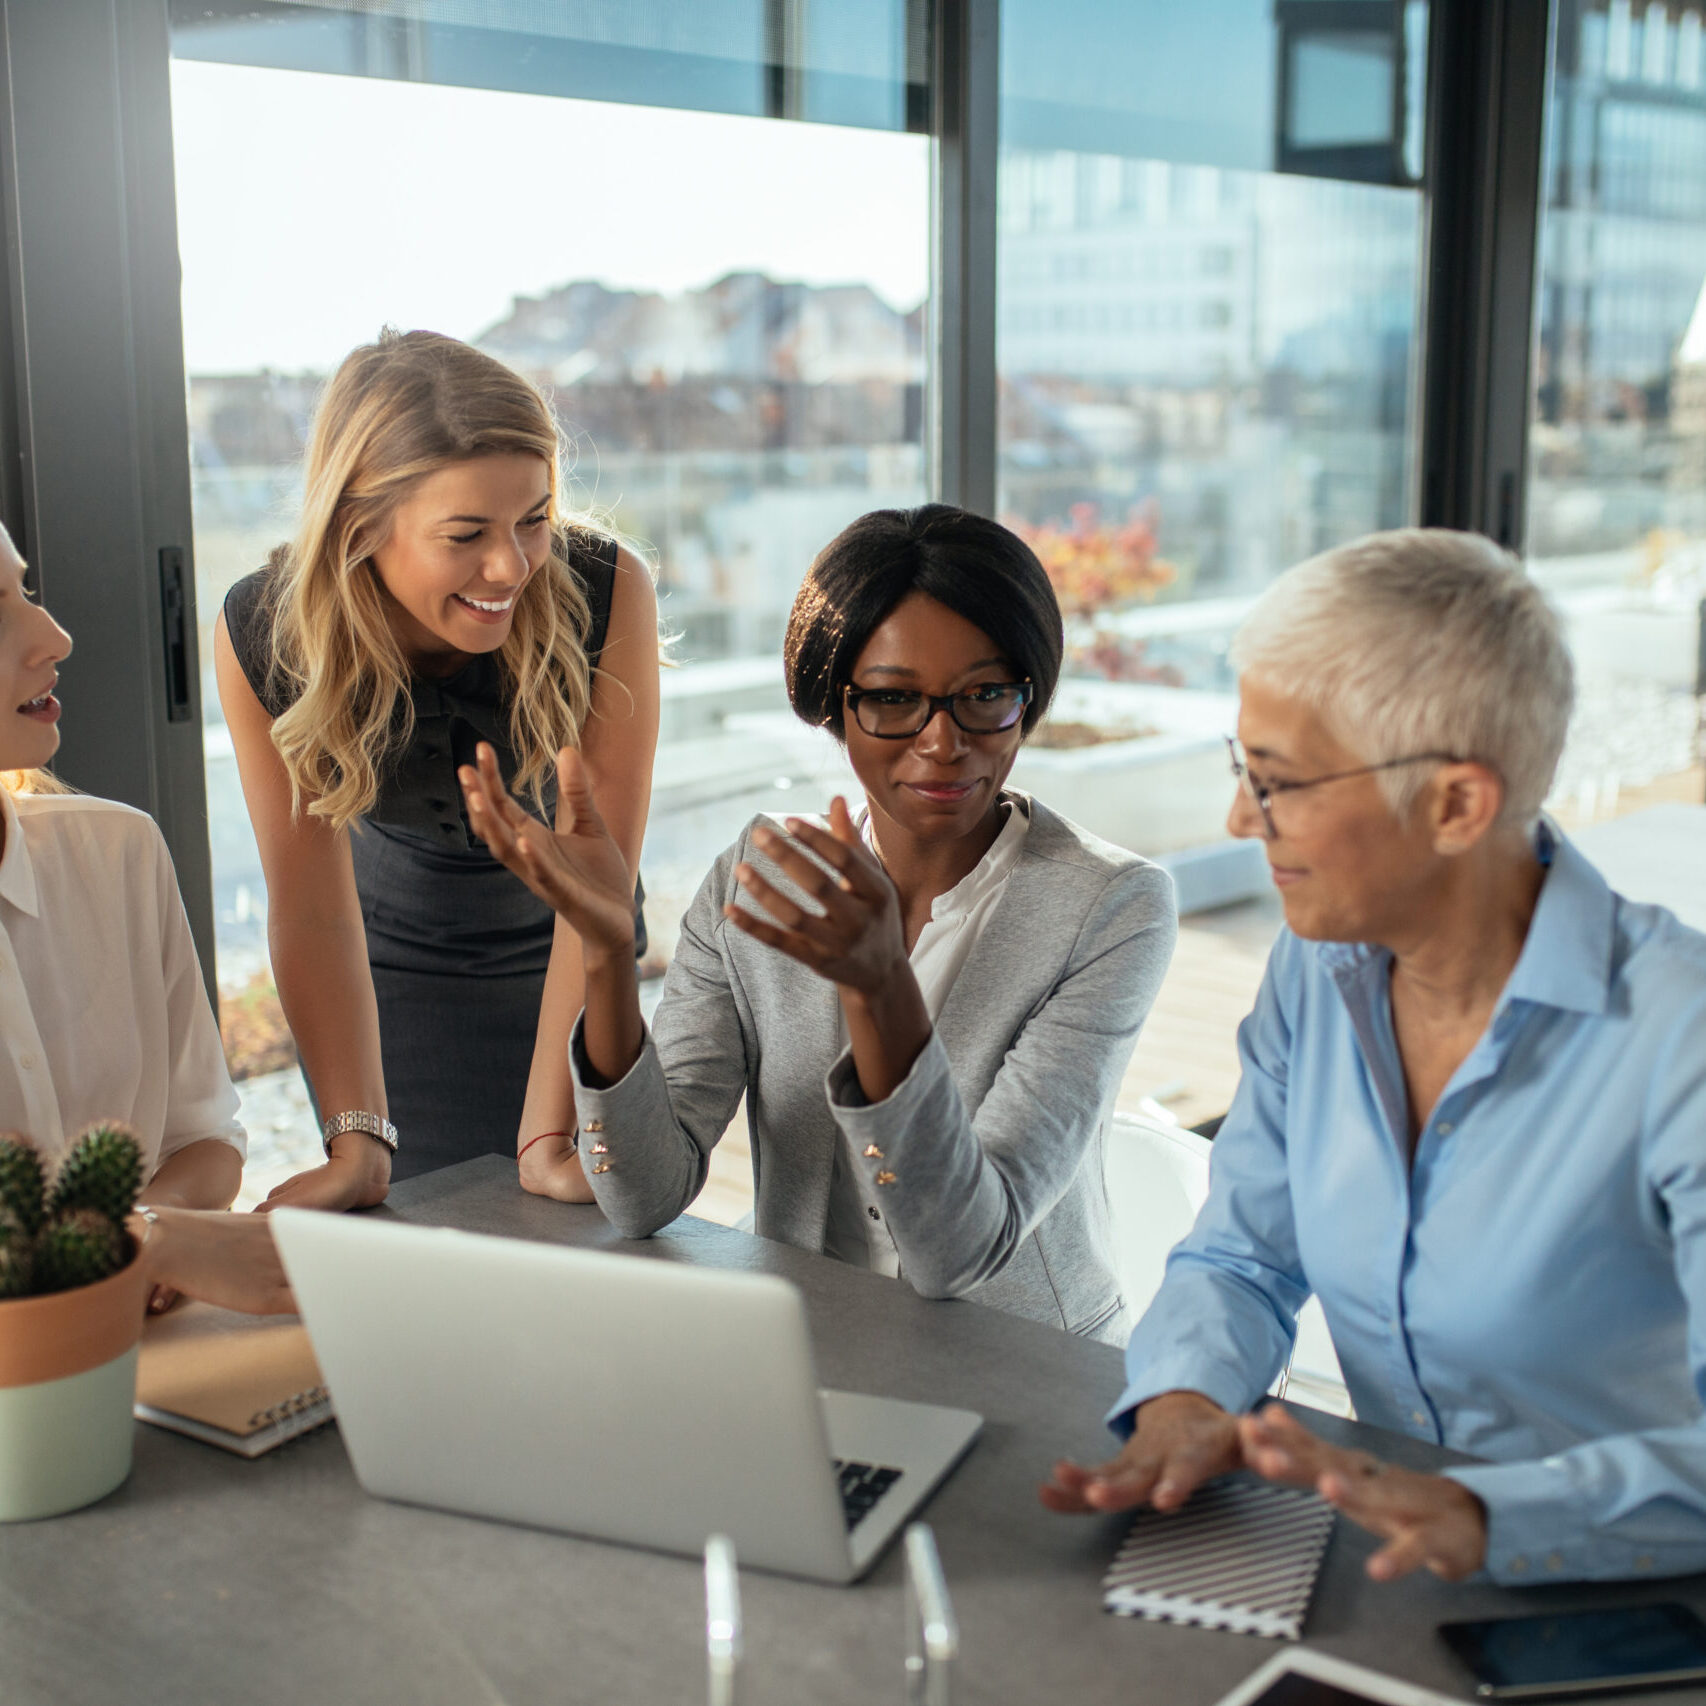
[1102,1476,1336,1641]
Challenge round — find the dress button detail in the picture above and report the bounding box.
[866,1206,880,1222]
[584,1120,604,1133]
[1636,1554,1655,1572]
[18,1052,35,1070]
[1544,1553,1564,1573]
[1410,1409,1427,1427]
[1508,1555,1529,1575]
[1436,1121,1454,1135]
[862,1144,884,1159]
[874,1170,896,1187]
[588,1142,609,1156]
[591,1162,612,1175]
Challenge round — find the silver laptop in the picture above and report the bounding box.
[269,1209,982,1583]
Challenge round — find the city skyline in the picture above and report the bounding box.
[171,58,930,374]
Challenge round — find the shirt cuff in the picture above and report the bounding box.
[1443,1460,1698,1585]
[822,1029,948,1122]
[567,1010,657,1106]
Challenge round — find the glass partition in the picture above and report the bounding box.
[1527,0,1706,839]
[997,0,1430,1128]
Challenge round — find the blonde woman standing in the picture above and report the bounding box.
[216,330,658,1208]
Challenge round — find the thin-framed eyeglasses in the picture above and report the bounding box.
[844,680,1033,739]
[1225,735,1470,839]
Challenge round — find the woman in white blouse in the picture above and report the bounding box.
[0,522,286,1311]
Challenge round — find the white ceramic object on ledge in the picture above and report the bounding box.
[0,1255,148,1521]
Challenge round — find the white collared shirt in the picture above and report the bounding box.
[822,795,1032,1273]
[0,788,244,1173]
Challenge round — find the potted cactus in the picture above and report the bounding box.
[0,1124,150,1520]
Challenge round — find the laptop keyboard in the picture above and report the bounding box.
[834,1459,904,1531]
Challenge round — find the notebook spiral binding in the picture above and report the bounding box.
[249,1385,330,1430]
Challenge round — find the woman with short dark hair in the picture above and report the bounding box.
[461,503,1178,1339]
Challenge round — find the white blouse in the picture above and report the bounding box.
[0,788,244,1174]
[822,795,1032,1272]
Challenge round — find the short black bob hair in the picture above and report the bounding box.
[784,504,1062,741]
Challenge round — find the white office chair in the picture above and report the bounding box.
[1104,1110,1350,1418]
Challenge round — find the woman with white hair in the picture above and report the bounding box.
[1044,527,1706,1587]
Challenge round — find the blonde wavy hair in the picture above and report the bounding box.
[1,768,74,796]
[262,329,602,832]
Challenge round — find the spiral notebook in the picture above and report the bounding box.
[1102,1475,1335,1641]
[134,1302,334,1458]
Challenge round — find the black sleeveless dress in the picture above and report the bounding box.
[223,533,643,1180]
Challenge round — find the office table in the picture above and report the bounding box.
[5,1155,1705,1706]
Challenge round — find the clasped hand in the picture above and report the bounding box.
[724,799,908,997]
[1040,1392,1488,1583]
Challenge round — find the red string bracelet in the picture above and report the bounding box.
[517,1129,575,1165]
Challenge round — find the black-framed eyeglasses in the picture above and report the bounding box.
[844,680,1033,739]
[1226,735,1470,840]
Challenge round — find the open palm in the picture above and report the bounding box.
[459,742,636,956]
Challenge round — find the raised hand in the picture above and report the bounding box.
[724,798,908,997]
[1239,1404,1487,1581]
[459,742,636,958]
[1040,1390,1243,1514]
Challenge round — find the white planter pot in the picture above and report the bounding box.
[0,1256,148,1521]
[1010,682,1240,857]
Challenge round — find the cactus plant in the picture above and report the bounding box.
[0,1201,34,1298]
[0,1133,45,1235]
[33,1208,125,1294]
[48,1124,143,1229]
[0,1125,143,1300]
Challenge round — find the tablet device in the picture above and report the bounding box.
[1438,1603,1706,1700]
[1212,1648,1462,1706]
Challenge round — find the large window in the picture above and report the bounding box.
[133,0,1706,1202]
[169,3,929,1201]
[1526,0,1706,832]
[995,0,1431,1128]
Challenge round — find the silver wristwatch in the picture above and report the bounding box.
[321,1110,399,1158]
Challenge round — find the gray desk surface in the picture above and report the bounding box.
[6,1155,1705,1706]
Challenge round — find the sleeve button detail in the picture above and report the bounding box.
[1507,1555,1529,1576]
[584,1120,604,1133]
[1636,1555,1655,1572]
[1544,1553,1564,1573]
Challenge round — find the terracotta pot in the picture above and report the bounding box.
[0,1253,149,1520]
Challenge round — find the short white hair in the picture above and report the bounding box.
[1229,528,1574,829]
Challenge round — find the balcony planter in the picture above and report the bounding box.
[1009,681,1240,857]
[0,1249,148,1520]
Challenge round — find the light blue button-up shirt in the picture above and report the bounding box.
[1113,825,1706,1584]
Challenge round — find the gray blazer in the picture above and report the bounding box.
[570,795,1178,1341]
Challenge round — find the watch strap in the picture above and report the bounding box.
[321,1110,399,1157]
